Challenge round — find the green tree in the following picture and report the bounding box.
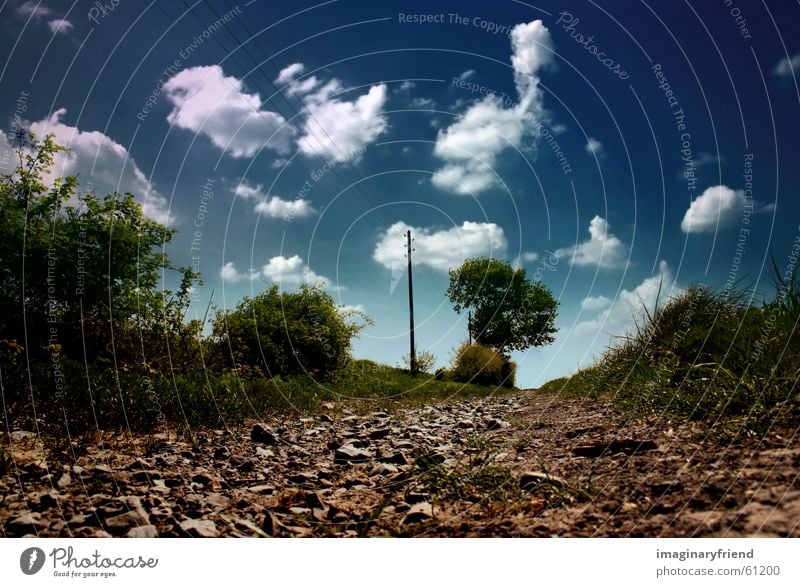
[0,132,196,370]
[446,257,558,354]
[210,284,370,380]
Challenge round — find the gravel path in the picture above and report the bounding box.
[2,392,798,537]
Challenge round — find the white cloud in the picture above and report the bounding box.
[16,1,51,17]
[276,62,305,84]
[298,82,388,162]
[220,261,258,283]
[512,251,539,267]
[555,215,628,269]
[575,261,680,337]
[24,108,172,224]
[774,54,800,78]
[47,18,72,33]
[458,69,476,81]
[585,137,604,156]
[398,81,416,92]
[234,182,315,219]
[680,185,748,233]
[410,97,436,109]
[163,65,296,157]
[373,221,508,272]
[581,295,612,312]
[262,255,331,288]
[432,20,554,194]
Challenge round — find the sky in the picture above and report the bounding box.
[2,0,799,387]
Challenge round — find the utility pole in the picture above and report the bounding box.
[406,230,417,374]
[468,311,472,345]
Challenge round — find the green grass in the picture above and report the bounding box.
[3,358,515,434]
[538,271,800,434]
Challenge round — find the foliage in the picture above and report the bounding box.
[447,257,558,354]
[210,284,369,380]
[538,274,800,433]
[450,343,516,388]
[401,349,436,373]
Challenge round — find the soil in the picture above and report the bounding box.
[2,391,798,537]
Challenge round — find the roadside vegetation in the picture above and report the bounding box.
[538,277,800,433]
[0,134,518,436]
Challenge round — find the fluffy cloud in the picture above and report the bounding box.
[680,185,748,233]
[24,109,172,224]
[221,255,330,287]
[575,261,680,337]
[276,62,305,84]
[262,255,330,287]
[432,20,554,194]
[298,82,388,162]
[16,1,51,17]
[555,215,628,269]
[164,65,296,157]
[458,69,476,81]
[580,295,612,312]
[585,137,604,156]
[373,221,508,272]
[774,54,800,78]
[512,251,539,267]
[47,18,72,33]
[234,182,315,219]
[219,261,258,283]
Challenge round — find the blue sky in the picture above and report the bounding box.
[2,0,799,387]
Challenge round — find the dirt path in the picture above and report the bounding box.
[2,392,799,537]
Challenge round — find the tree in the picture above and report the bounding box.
[0,132,195,369]
[446,257,558,354]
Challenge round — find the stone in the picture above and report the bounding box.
[10,430,35,441]
[377,449,408,466]
[369,463,398,477]
[319,414,333,423]
[334,444,371,464]
[519,471,566,491]
[250,423,279,445]
[105,508,150,531]
[55,472,70,488]
[485,418,509,431]
[125,524,158,538]
[571,439,658,458]
[369,428,391,440]
[456,420,474,429]
[6,512,43,534]
[402,502,434,524]
[246,484,275,495]
[179,518,219,538]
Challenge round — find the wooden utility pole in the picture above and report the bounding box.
[468,311,472,345]
[406,230,417,374]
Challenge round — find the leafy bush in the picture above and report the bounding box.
[450,343,515,388]
[210,284,369,380]
[401,349,437,373]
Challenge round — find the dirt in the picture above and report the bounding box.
[2,391,798,537]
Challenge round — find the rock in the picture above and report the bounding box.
[369,463,398,477]
[519,471,566,491]
[485,418,509,431]
[125,524,159,538]
[105,506,150,532]
[179,518,219,538]
[571,439,658,458]
[246,484,275,495]
[191,472,222,490]
[255,446,275,459]
[319,414,333,423]
[6,512,43,534]
[402,502,434,524]
[205,493,230,510]
[91,464,115,475]
[369,428,391,440]
[334,444,371,464]
[377,448,408,466]
[10,430,35,441]
[456,420,474,429]
[251,423,279,445]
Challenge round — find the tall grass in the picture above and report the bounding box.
[539,270,800,432]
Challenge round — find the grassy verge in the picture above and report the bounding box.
[2,359,515,435]
[538,273,800,434]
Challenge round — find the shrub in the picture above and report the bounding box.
[210,284,369,380]
[401,349,437,373]
[451,343,515,387]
